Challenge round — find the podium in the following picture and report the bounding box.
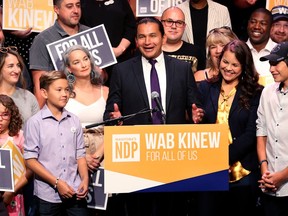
[104,124,229,193]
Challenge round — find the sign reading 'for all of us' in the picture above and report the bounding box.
[2,0,57,32]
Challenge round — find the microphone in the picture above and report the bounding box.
[151,91,166,116]
[85,108,156,128]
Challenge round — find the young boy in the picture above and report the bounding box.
[23,71,88,216]
[257,42,288,216]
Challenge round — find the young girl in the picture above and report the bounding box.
[23,71,88,216]
[0,94,32,216]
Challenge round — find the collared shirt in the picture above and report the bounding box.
[142,52,167,112]
[256,82,288,197]
[29,20,90,71]
[23,105,85,203]
[246,38,277,86]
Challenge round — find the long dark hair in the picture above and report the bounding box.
[219,40,263,109]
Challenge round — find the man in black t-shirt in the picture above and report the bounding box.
[161,6,205,72]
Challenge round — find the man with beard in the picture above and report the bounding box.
[246,8,277,86]
[29,0,89,108]
[177,0,231,57]
[270,5,288,43]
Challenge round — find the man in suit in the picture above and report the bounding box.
[104,17,204,215]
[104,17,203,125]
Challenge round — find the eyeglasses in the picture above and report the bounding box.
[0,112,10,120]
[161,19,185,28]
[0,46,18,54]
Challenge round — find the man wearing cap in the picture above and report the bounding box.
[256,41,288,216]
[270,5,288,43]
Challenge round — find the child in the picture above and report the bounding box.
[0,94,32,215]
[257,42,288,215]
[23,71,88,216]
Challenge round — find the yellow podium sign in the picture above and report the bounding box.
[104,124,229,193]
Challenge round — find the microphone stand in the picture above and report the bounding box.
[162,113,166,125]
[85,108,157,129]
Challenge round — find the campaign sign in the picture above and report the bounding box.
[2,0,57,32]
[0,149,14,192]
[2,140,26,186]
[136,0,185,17]
[104,124,229,193]
[87,167,108,210]
[266,0,288,10]
[47,24,117,70]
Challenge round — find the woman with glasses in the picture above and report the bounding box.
[0,47,39,125]
[196,39,263,215]
[0,94,33,216]
[194,26,238,83]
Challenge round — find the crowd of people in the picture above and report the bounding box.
[0,0,288,216]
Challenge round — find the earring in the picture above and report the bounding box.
[67,73,75,84]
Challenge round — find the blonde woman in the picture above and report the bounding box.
[194,26,238,82]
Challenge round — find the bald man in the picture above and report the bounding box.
[161,6,205,72]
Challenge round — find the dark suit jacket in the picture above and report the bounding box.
[104,54,201,125]
[198,79,262,171]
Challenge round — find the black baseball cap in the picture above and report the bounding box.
[260,42,288,62]
[271,5,288,21]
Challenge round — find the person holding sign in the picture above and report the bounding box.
[0,95,33,216]
[80,0,137,86]
[0,6,33,92]
[29,0,90,108]
[197,39,263,215]
[104,17,204,216]
[24,71,89,216]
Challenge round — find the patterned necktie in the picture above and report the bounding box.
[149,59,163,124]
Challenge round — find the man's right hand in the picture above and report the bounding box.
[109,103,123,125]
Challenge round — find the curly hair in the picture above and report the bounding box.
[218,40,263,109]
[0,94,22,137]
